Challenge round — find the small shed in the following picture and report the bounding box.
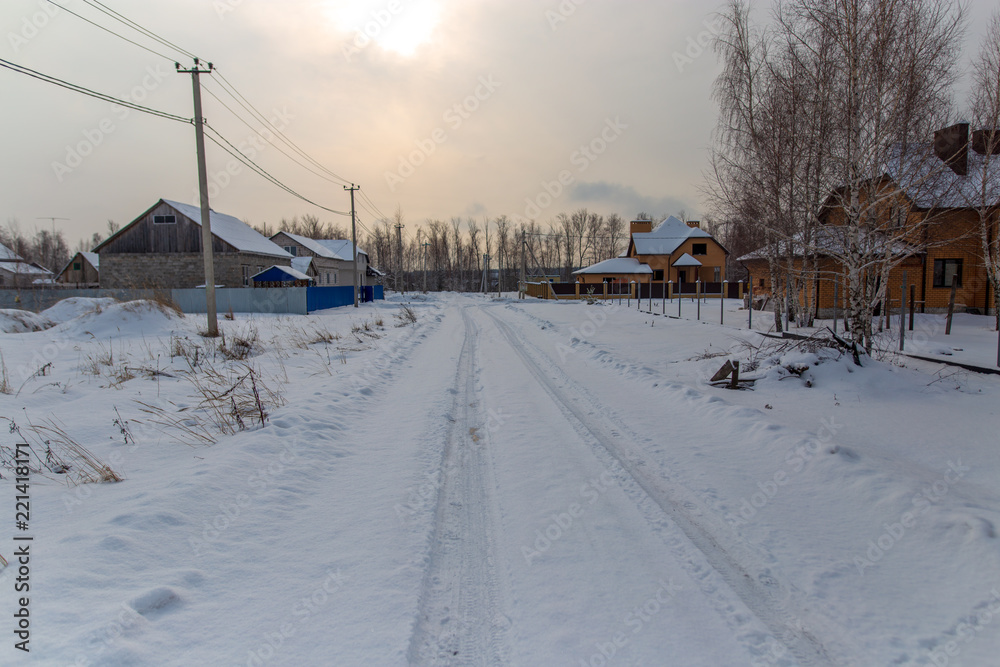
[57,251,100,286]
[252,265,313,287]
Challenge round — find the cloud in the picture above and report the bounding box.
[569,181,692,220]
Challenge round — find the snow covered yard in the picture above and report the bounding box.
[0,292,998,665]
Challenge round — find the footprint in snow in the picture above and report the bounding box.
[130,586,182,618]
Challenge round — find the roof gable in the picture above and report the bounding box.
[631,216,716,256]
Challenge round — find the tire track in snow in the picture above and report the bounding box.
[407,305,511,666]
[483,307,836,667]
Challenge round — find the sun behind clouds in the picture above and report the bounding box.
[323,0,442,57]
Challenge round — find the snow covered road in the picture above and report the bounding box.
[2,293,999,665]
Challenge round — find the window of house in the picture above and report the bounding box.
[692,243,707,255]
[758,278,765,287]
[933,258,962,288]
[326,272,331,284]
[241,265,250,287]
[653,269,664,281]
[714,267,721,282]
[283,246,297,256]
[73,262,81,271]
[333,273,338,284]
[153,215,176,224]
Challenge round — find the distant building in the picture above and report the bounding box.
[0,243,54,287]
[573,216,729,286]
[57,251,99,287]
[270,231,370,288]
[93,199,291,288]
[739,123,1000,316]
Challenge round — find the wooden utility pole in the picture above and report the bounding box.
[395,221,405,294]
[344,184,360,307]
[177,58,217,336]
[421,239,430,292]
[519,229,526,299]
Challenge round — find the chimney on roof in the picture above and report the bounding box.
[971,129,1000,156]
[686,220,700,229]
[933,122,969,176]
[630,218,652,235]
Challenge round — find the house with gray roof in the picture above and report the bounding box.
[93,199,292,288]
[270,230,370,288]
[0,242,54,287]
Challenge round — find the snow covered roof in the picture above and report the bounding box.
[631,216,714,256]
[0,261,51,276]
[81,252,99,269]
[884,141,1000,210]
[573,257,653,275]
[313,239,368,260]
[290,256,314,275]
[672,253,702,267]
[271,232,368,261]
[0,242,24,262]
[737,225,918,262]
[251,265,313,282]
[162,200,291,259]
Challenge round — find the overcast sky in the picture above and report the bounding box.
[1,0,997,247]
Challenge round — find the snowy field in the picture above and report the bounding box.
[0,292,998,666]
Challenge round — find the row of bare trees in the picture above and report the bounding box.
[706,0,1000,352]
[360,209,630,293]
[1,220,73,274]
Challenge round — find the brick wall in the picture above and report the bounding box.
[100,253,290,288]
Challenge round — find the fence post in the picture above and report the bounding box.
[909,284,915,331]
[648,280,652,312]
[833,279,839,333]
[603,281,608,299]
[696,280,701,320]
[945,278,957,335]
[678,285,682,318]
[662,279,666,315]
[575,282,580,300]
[738,280,743,300]
[721,280,727,325]
[748,281,753,329]
[899,271,906,351]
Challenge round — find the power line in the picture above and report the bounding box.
[201,83,358,189]
[213,68,353,187]
[203,123,350,217]
[43,0,176,62]
[79,0,199,61]
[0,58,191,123]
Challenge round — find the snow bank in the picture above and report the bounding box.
[0,308,55,333]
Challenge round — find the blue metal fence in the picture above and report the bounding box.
[306,285,384,312]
